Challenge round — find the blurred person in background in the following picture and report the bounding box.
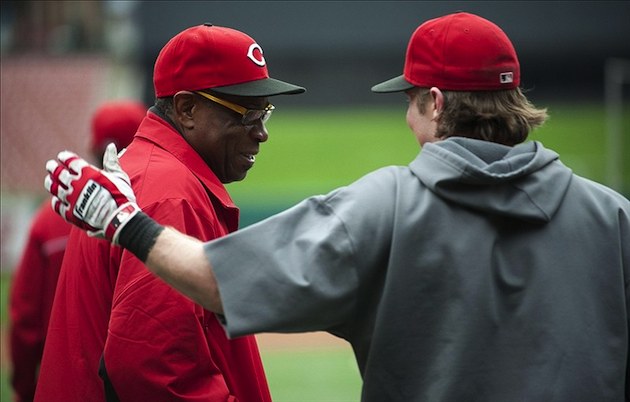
[88,101,147,165]
[8,99,145,402]
[45,12,629,401]
[36,23,304,402]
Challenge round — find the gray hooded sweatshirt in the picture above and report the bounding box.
[207,137,630,401]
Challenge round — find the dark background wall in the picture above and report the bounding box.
[136,1,630,108]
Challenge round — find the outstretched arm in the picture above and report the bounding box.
[144,226,223,313]
[44,144,223,313]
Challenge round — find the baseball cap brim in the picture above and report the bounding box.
[371,74,415,93]
[211,77,305,97]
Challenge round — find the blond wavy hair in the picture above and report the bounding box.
[415,88,548,146]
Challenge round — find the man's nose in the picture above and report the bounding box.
[249,122,269,143]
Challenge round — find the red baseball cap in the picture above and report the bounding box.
[91,100,146,154]
[372,12,520,92]
[154,23,305,97]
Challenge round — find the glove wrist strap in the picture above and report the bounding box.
[105,203,140,242]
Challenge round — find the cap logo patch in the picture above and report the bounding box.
[500,72,513,84]
[247,43,266,67]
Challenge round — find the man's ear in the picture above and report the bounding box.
[429,87,444,120]
[172,91,197,130]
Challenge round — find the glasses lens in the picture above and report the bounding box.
[242,107,273,125]
[261,109,272,123]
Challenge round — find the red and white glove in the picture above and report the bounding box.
[44,143,139,244]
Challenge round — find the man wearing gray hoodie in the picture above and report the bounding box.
[45,12,629,402]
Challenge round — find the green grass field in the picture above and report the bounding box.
[229,103,629,227]
[227,106,418,226]
[261,347,361,401]
[1,103,628,401]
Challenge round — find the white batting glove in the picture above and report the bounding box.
[44,143,139,244]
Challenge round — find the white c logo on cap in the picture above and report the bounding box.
[247,43,266,67]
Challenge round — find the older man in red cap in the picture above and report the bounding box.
[35,24,304,402]
[44,12,630,402]
[9,100,144,402]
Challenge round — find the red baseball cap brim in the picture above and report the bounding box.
[211,77,305,97]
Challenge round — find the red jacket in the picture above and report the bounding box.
[9,202,70,402]
[35,221,124,401]
[36,111,271,402]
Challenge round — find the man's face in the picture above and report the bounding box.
[188,92,270,183]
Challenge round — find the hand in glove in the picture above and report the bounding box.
[44,143,139,244]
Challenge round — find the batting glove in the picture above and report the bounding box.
[44,143,140,244]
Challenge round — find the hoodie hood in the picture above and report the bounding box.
[410,138,573,222]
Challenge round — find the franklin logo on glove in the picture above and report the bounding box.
[75,180,98,219]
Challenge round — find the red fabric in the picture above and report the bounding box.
[90,100,146,154]
[35,227,121,401]
[153,25,269,97]
[36,111,271,402]
[9,202,70,402]
[403,12,520,90]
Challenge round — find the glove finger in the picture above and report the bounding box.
[48,180,60,198]
[46,160,71,189]
[66,156,89,176]
[52,197,70,220]
[103,143,123,175]
[53,164,70,184]
[57,168,75,192]
[57,150,79,164]
[52,198,69,221]
[51,197,60,214]
[57,151,83,173]
[45,159,59,174]
[44,174,53,193]
[56,184,73,204]
[45,172,68,198]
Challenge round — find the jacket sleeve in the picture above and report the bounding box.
[103,198,237,402]
[9,217,47,402]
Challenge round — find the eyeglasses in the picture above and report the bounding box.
[196,91,275,125]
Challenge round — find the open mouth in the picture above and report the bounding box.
[244,154,256,163]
